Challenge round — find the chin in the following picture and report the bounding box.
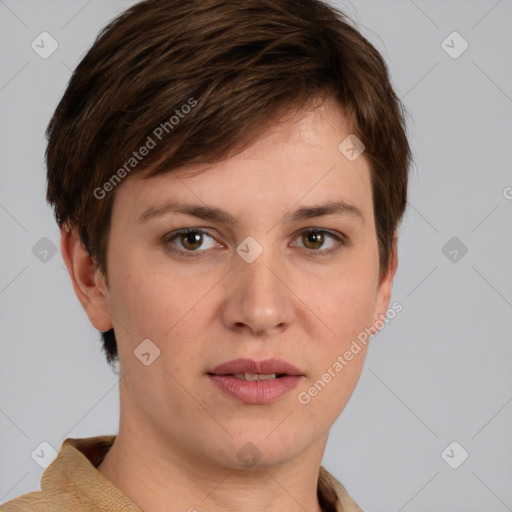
[206,431,305,470]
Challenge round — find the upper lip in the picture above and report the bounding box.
[208,358,304,376]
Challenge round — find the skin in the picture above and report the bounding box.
[62,96,398,512]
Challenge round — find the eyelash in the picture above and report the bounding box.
[163,228,347,258]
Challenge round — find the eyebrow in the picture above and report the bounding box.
[138,199,364,225]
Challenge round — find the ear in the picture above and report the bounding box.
[372,233,399,327]
[60,225,113,332]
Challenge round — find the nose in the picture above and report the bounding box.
[219,242,295,337]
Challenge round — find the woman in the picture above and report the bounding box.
[1,0,411,510]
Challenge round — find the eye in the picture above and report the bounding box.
[163,227,346,258]
[164,228,219,256]
[292,228,346,255]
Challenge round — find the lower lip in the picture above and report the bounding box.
[208,374,303,404]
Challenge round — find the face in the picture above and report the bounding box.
[76,97,396,470]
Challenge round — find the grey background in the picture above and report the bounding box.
[0,1,511,510]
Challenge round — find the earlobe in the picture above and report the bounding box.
[60,225,113,332]
[372,234,399,327]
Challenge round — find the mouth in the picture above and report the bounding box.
[207,358,304,404]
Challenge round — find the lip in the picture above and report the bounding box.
[207,358,304,404]
[209,358,303,376]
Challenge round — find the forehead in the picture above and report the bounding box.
[111,98,373,226]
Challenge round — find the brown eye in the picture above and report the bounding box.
[179,231,203,251]
[294,229,346,256]
[302,230,325,250]
[164,229,218,256]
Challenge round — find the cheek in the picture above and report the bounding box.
[108,259,213,375]
[297,253,377,412]
[108,255,189,333]
[307,261,378,346]
[297,277,375,421]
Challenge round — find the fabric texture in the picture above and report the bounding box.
[0,436,363,512]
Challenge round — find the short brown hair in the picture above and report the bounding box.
[46,0,412,367]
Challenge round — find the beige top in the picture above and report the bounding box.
[0,436,363,512]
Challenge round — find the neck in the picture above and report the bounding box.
[97,414,328,512]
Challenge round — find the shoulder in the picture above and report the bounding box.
[319,465,364,512]
[0,491,49,511]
